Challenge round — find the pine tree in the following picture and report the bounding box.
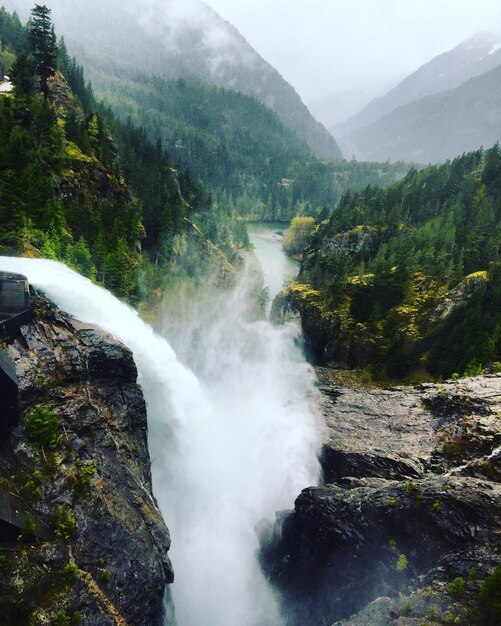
[10,52,36,96]
[28,4,57,99]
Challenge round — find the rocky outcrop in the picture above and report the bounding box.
[431,272,488,322]
[0,295,173,626]
[261,372,501,626]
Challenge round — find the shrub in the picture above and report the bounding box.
[447,576,465,599]
[100,568,111,583]
[53,610,82,626]
[400,599,412,614]
[25,470,44,498]
[468,567,478,581]
[21,512,37,542]
[432,501,443,513]
[479,566,501,623]
[283,216,316,257]
[427,606,438,620]
[60,562,80,581]
[54,505,77,540]
[25,406,60,449]
[68,461,96,500]
[396,554,408,572]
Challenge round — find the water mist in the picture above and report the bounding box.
[0,256,322,626]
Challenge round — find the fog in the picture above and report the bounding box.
[206,0,501,101]
[6,0,501,102]
[0,255,322,626]
[4,0,501,126]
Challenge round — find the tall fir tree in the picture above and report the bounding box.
[28,4,56,98]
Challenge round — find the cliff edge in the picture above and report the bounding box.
[262,372,501,626]
[0,294,174,625]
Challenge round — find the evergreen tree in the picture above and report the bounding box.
[10,52,36,96]
[28,4,57,98]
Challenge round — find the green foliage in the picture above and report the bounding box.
[54,505,77,540]
[28,4,57,98]
[400,599,412,614]
[431,501,443,513]
[21,512,37,542]
[297,146,501,379]
[25,406,60,449]
[53,610,81,626]
[283,216,316,257]
[86,64,410,222]
[99,568,111,583]
[25,470,44,498]
[479,566,501,624]
[60,562,80,581]
[468,567,478,581]
[427,606,438,621]
[396,554,408,572]
[0,8,27,53]
[447,577,466,599]
[68,461,96,500]
[405,481,417,495]
[1,7,243,302]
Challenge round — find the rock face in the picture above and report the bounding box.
[261,371,501,626]
[0,295,174,626]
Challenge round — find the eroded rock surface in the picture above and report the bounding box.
[262,372,501,626]
[0,295,173,625]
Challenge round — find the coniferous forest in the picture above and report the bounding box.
[0,2,499,374]
[0,6,247,301]
[282,149,501,379]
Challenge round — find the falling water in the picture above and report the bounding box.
[0,255,322,626]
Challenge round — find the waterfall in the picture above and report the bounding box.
[0,256,322,626]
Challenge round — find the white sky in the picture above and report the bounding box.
[205,0,501,101]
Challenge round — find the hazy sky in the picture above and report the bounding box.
[205,0,501,101]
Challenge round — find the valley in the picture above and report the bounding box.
[0,2,500,626]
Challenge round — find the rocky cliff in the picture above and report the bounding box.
[0,294,173,625]
[261,371,501,626]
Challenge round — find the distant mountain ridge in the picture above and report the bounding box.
[2,0,342,160]
[335,32,501,139]
[341,63,501,164]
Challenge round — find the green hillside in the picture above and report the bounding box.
[0,6,245,301]
[277,147,501,380]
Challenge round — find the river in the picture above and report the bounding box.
[246,222,299,314]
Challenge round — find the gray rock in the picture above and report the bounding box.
[0,295,174,625]
[261,372,501,626]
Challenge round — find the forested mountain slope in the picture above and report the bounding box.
[2,2,416,223]
[1,0,342,160]
[0,6,245,302]
[275,147,501,380]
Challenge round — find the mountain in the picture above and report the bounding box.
[335,32,501,139]
[1,0,342,160]
[342,63,501,163]
[0,6,246,303]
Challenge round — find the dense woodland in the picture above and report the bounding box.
[1,5,500,379]
[0,6,247,300]
[83,59,411,222]
[292,148,501,379]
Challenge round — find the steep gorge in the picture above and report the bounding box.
[0,254,322,626]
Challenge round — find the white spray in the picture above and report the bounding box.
[0,256,322,626]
